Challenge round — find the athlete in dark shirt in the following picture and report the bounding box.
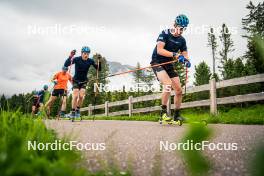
[151,14,191,123]
[64,46,101,118]
[31,85,48,115]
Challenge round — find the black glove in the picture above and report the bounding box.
[69,49,76,58]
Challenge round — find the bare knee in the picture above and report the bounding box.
[175,88,182,96]
[72,90,79,100]
[79,93,85,101]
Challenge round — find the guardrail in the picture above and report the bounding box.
[80,74,264,116]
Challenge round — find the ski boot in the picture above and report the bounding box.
[171,114,185,126]
[172,111,185,126]
[70,111,76,122]
[75,109,82,121]
[60,111,66,117]
[159,109,172,124]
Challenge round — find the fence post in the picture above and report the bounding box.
[210,78,217,115]
[88,104,92,116]
[105,101,109,116]
[167,94,171,116]
[128,96,133,117]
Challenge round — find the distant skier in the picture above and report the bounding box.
[31,85,48,115]
[150,14,191,124]
[64,46,101,120]
[45,66,72,118]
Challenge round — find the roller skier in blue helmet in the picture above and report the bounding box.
[64,46,101,120]
[151,14,191,125]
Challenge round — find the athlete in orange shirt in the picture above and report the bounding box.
[45,66,72,117]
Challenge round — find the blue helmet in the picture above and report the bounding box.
[175,14,189,28]
[43,85,48,90]
[81,46,90,53]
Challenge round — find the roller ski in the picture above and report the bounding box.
[159,109,183,126]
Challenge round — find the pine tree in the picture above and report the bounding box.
[173,61,186,86]
[0,94,7,110]
[193,61,212,101]
[133,62,144,84]
[219,23,235,78]
[194,61,212,86]
[85,53,110,111]
[242,1,264,73]
[208,27,218,76]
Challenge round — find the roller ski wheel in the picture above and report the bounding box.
[159,119,182,126]
[168,120,183,126]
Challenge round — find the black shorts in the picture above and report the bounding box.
[32,97,40,107]
[52,89,67,97]
[152,63,178,80]
[72,80,87,90]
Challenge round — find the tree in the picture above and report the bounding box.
[219,23,235,78]
[133,62,144,84]
[194,61,212,86]
[0,94,7,110]
[173,61,187,86]
[142,70,155,88]
[207,27,218,75]
[242,1,264,73]
[84,53,110,113]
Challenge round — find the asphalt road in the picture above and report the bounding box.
[46,120,264,176]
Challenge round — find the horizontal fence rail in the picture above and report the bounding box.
[80,74,264,116]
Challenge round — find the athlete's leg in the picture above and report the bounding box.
[171,77,182,109]
[155,70,172,121]
[156,70,172,107]
[75,88,85,117]
[72,88,79,110]
[171,77,183,120]
[31,105,36,115]
[60,96,67,111]
[77,88,86,108]
[45,96,57,115]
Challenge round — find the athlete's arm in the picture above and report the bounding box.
[64,57,76,67]
[52,73,58,81]
[64,50,76,67]
[156,42,174,58]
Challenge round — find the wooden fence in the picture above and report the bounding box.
[80,74,264,116]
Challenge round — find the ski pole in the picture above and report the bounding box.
[93,59,100,121]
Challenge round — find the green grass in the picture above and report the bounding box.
[190,104,264,124]
[181,123,213,176]
[0,110,88,176]
[82,104,264,124]
[0,111,131,176]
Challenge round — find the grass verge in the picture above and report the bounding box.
[81,104,264,124]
